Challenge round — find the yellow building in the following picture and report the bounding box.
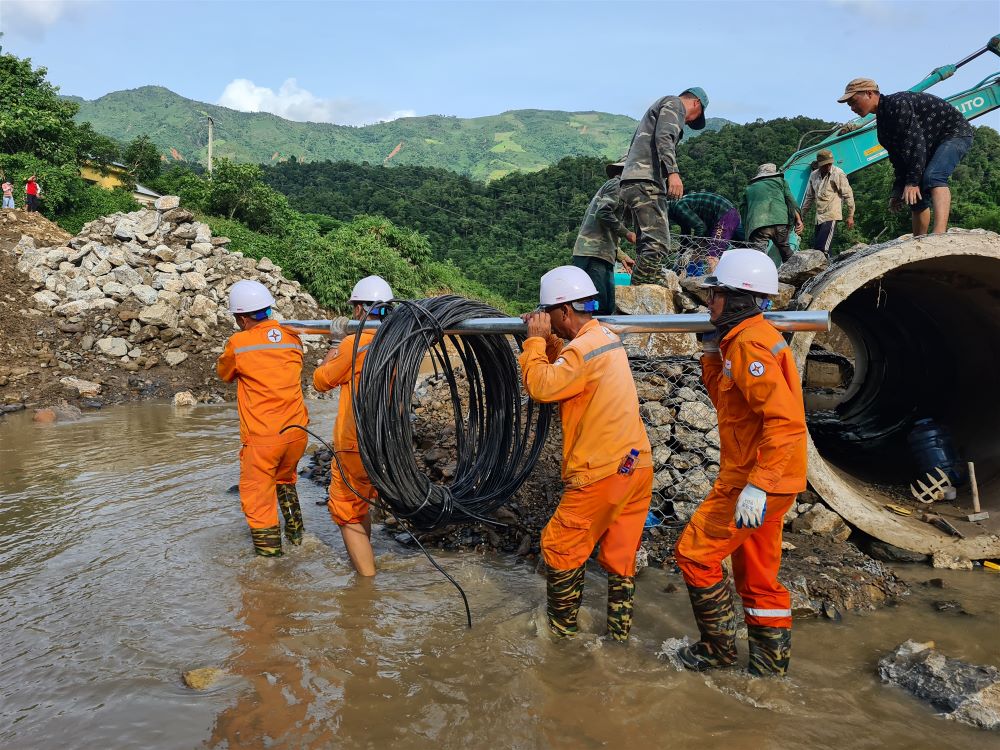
[80,160,161,207]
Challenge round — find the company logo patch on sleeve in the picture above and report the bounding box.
[748,361,765,377]
[267,328,283,343]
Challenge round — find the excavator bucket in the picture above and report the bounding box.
[909,467,953,504]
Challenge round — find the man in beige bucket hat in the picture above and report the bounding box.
[837,77,973,235]
[801,149,855,255]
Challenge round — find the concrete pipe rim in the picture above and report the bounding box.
[790,231,1000,561]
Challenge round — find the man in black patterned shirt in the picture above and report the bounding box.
[838,77,974,236]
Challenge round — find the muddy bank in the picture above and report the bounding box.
[0,206,326,413]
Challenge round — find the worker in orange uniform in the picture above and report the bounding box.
[519,266,653,641]
[313,275,394,577]
[674,248,807,676]
[217,279,309,557]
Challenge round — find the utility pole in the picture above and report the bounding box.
[207,116,214,176]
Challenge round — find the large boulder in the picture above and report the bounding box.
[60,376,102,398]
[138,301,179,329]
[791,504,851,542]
[878,640,1000,730]
[95,337,129,358]
[779,250,829,287]
[616,280,698,357]
[154,195,180,211]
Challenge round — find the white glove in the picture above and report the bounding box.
[329,316,350,343]
[734,484,767,529]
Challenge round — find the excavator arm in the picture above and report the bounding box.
[782,35,1000,205]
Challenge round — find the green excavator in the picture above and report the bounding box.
[781,34,1000,205]
[613,35,1000,282]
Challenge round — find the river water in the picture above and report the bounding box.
[1,403,997,749]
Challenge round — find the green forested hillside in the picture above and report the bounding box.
[2,50,501,312]
[262,118,1000,306]
[71,86,730,180]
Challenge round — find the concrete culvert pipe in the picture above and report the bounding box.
[789,230,1000,560]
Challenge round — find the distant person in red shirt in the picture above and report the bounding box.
[25,176,40,212]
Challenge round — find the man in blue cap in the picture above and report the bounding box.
[622,87,709,285]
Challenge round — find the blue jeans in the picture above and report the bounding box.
[913,135,973,211]
[1,197,13,209]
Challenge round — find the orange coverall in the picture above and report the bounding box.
[520,319,653,576]
[312,331,377,526]
[675,314,807,628]
[217,322,309,530]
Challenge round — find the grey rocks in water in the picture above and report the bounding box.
[879,640,1000,730]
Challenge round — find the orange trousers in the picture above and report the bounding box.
[328,450,376,526]
[675,483,796,628]
[541,467,653,576]
[238,435,307,529]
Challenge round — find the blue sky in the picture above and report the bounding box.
[2,0,999,127]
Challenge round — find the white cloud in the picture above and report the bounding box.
[217,78,415,126]
[0,0,94,40]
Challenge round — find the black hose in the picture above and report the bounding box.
[352,295,552,531]
[280,423,473,628]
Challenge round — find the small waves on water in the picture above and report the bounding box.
[1,403,997,749]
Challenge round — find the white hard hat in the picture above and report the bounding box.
[539,265,599,308]
[228,279,276,314]
[701,248,779,295]
[350,275,393,304]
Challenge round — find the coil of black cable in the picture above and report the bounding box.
[352,295,551,531]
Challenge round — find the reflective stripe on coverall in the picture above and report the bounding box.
[519,319,653,575]
[217,322,309,529]
[675,314,807,628]
[312,331,377,526]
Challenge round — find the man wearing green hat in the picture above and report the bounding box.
[621,87,710,285]
[571,157,637,314]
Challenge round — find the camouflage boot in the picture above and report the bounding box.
[546,565,586,638]
[277,484,304,545]
[677,579,738,671]
[606,573,636,642]
[250,525,283,557]
[747,625,791,677]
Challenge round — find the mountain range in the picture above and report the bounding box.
[70,86,732,180]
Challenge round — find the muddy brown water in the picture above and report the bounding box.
[1,403,998,749]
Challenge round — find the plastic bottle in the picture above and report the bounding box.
[619,448,640,475]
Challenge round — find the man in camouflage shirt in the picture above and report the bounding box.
[571,158,636,314]
[839,77,974,235]
[621,87,709,284]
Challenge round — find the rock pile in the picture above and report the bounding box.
[9,197,323,376]
[631,357,719,521]
[879,640,1000,730]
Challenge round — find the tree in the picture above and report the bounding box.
[122,135,161,182]
[0,49,84,165]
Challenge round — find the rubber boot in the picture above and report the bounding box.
[677,579,738,671]
[606,573,636,642]
[250,525,283,557]
[546,565,586,638]
[277,484,304,545]
[747,625,791,677]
